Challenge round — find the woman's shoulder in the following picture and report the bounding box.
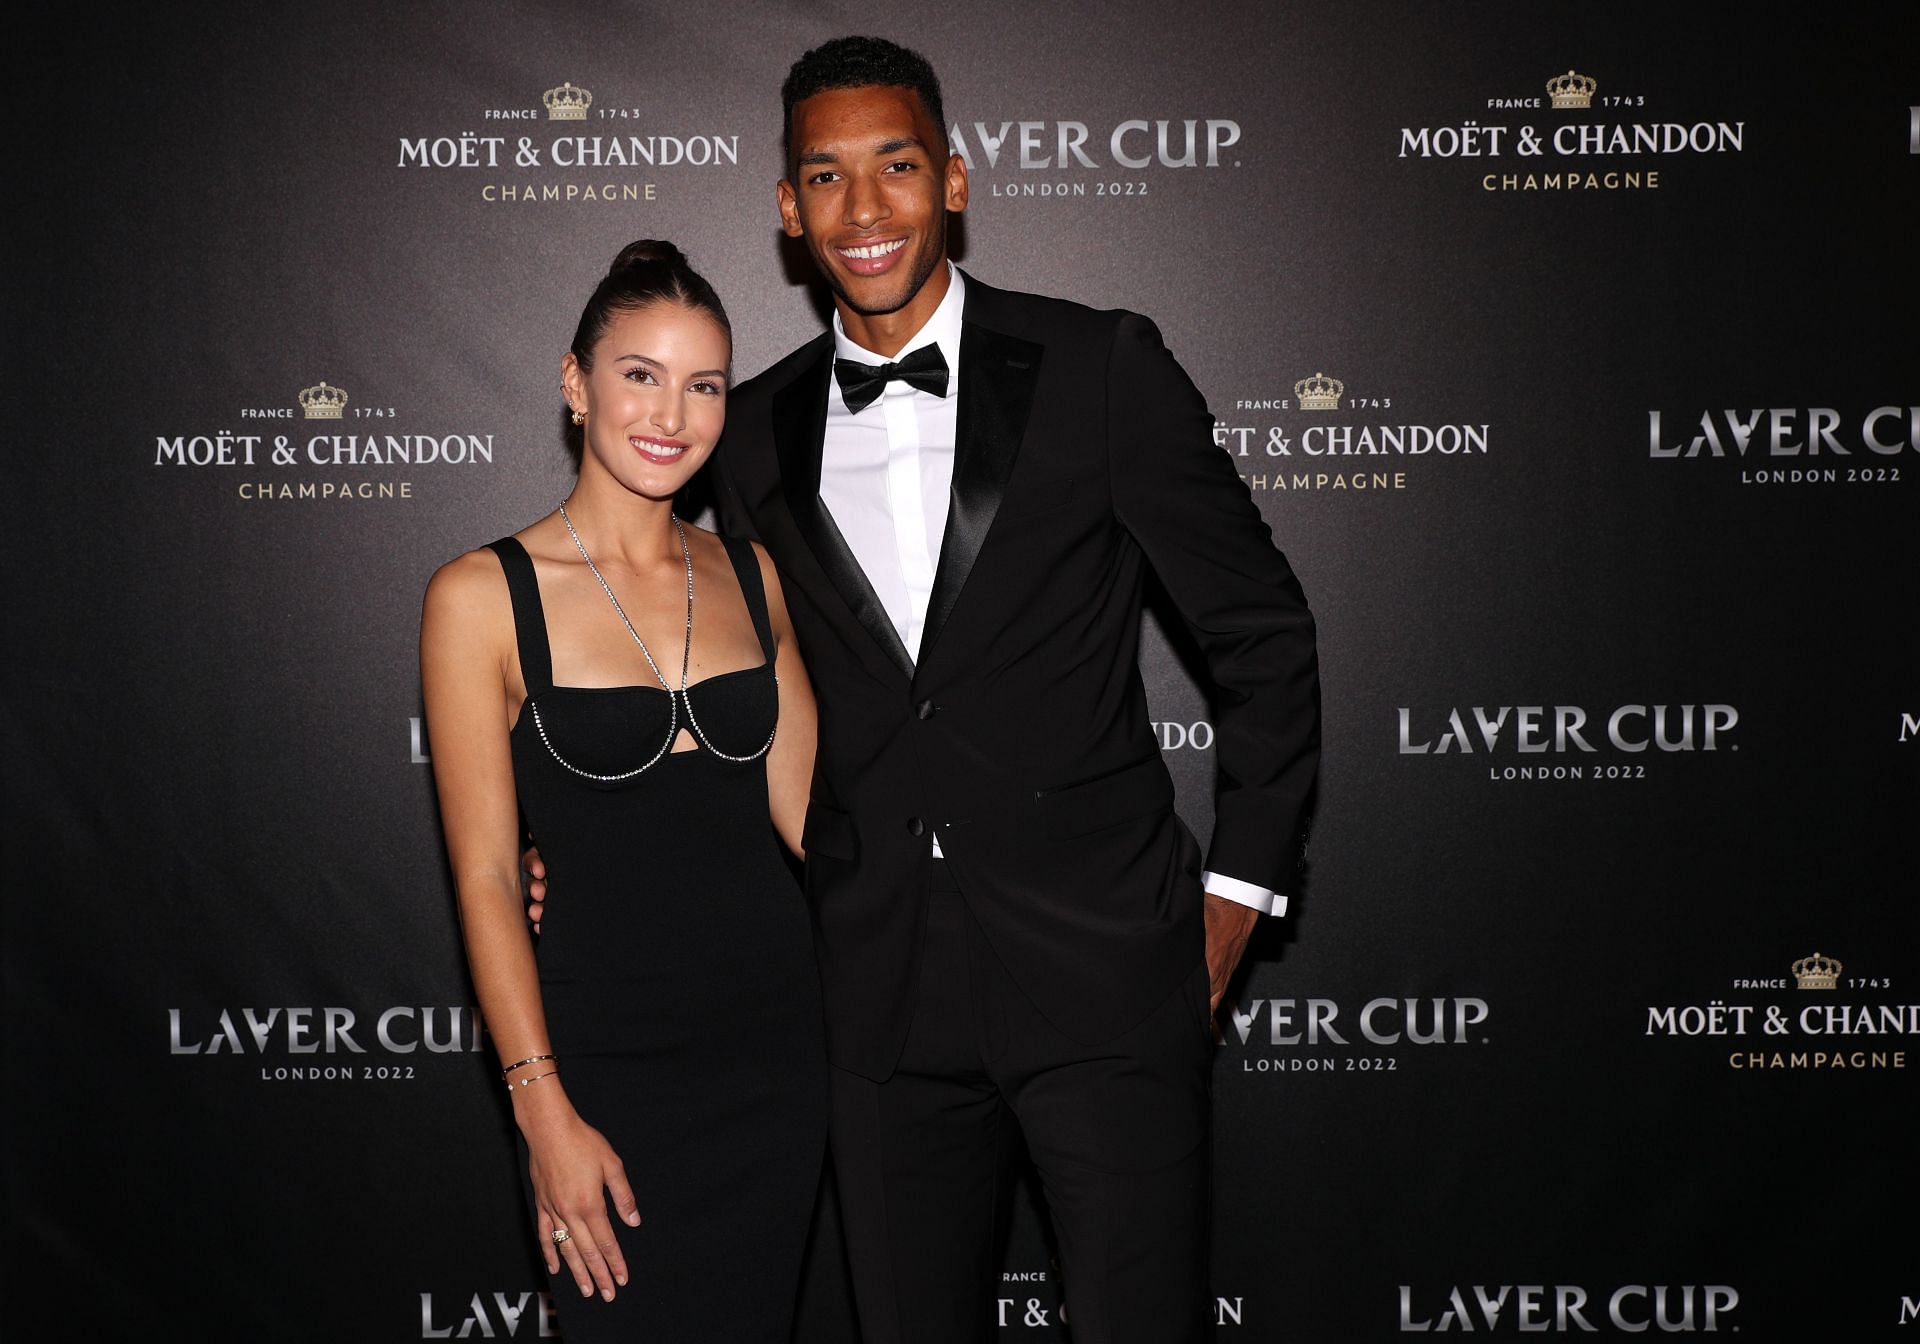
[423,544,514,624]
[742,535,777,589]
[428,510,569,593]
[685,520,773,572]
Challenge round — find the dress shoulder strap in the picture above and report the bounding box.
[719,534,777,664]
[486,537,554,695]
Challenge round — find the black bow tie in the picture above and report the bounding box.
[833,344,950,413]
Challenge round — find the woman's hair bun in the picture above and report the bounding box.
[569,237,730,376]
[609,239,687,274]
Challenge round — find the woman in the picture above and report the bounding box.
[420,241,825,1340]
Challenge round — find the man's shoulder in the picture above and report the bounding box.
[733,332,833,409]
[961,271,1143,345]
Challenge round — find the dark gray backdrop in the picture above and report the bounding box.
[9,2,1916,1339]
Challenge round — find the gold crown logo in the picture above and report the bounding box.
[1791,952,1842,990]
[1294,372,1344,411]
[1546,69,1598,109]
[543,81,593,121]
[298,381,349,420]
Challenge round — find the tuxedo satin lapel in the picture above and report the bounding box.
[774,341,916,681]
[918,321,1044,669]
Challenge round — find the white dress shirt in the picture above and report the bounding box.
[820,267,965,665]
[816,266,1285,915]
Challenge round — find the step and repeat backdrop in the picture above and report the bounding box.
[10,2,1915,1339]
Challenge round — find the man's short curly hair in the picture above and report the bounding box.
[781,36,947,166]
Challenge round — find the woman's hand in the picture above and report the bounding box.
[523,1103,642,1300]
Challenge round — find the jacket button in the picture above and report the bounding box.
[906,817,926,837]
[915,700,936,720]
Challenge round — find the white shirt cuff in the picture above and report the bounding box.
[1202,871,1287,917]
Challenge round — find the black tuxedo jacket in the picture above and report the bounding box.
[716,273,1318,1081]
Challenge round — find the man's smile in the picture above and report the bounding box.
[834,235,909,274]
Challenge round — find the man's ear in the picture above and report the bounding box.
[777,179,804,238]
[944,153,969,214]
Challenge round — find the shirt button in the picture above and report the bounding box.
[915,700,937,720]
[906,817,926,837]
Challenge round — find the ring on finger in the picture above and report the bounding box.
[551,1227,572,1244]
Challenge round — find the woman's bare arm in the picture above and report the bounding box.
[756,542,818,859]
[421,549,637,1301]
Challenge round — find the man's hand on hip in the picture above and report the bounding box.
[523,844,547,935]
[1203,891,1259,1022]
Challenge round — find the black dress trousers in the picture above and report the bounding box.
[829,862,1214,1344]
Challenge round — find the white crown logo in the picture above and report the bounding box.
[544,81,592,121]
[1791,952,1842,991]
[1546,69,1598,110]
[298,381,349,420]
[1294,372,1344,411]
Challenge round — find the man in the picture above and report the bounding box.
[543,35,1318,1344]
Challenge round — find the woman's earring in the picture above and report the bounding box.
[570,407,587,426]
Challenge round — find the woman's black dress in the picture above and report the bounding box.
[488,533,825,1341]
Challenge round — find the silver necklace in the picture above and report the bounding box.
[531,503,774,779]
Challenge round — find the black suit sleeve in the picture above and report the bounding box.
[1106,312,1320,897]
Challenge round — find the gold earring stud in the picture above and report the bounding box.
[570,408,587,426]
